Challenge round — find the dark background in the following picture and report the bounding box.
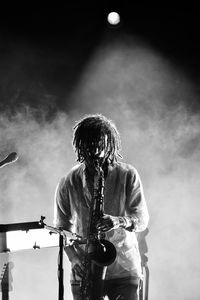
[1,3,200,114]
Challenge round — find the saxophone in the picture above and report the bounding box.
[80,162,117,300]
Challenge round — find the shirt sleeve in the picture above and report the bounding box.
[53,176,74,232]
[125,166,149,232]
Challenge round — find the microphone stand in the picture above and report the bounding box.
[58,230,64,300]
[39,216,85,300]
[39,217,64,300]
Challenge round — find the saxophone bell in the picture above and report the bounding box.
[91,239,117,267]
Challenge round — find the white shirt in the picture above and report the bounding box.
[54,161,149,280]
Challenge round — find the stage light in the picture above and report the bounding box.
[107,12,120,26]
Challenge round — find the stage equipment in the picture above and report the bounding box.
[0,217,83,300]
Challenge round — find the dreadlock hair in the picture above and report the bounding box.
[72,114,122,165]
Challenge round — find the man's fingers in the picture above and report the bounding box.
[96,217,114,229]
[73,263,85,277]
[97,224,113,232]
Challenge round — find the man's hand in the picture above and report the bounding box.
[71,255,85,278]
[96,214,124,232]
[64,244,86,278]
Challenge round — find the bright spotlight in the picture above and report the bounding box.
[107,12,120,26]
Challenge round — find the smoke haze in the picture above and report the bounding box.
[0,109,76,223]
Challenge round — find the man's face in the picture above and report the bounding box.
[84,135,109,167]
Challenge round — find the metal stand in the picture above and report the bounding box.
[38,216,85,300]
[58,232,64,300]
[139,255,149,300]
[137,228,149,300]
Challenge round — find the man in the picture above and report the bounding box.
[54,114,149,300]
